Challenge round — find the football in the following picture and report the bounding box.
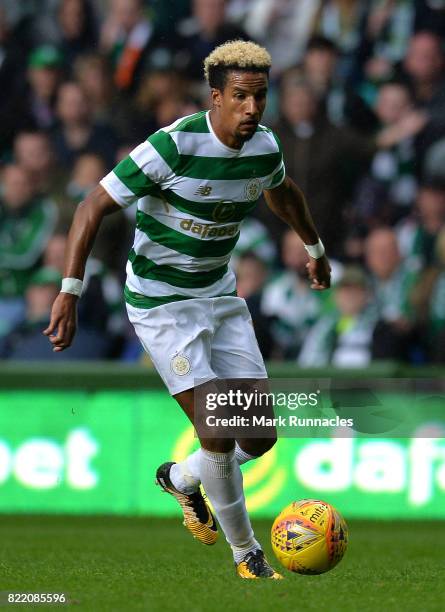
[271,499,348,574]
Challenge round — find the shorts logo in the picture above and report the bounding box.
[171,354,191,376]
[244,178,261,202]
[212,201,235,222]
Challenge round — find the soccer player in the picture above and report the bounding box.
[44,40,331,579]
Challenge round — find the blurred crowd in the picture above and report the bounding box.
[1,0,445,366]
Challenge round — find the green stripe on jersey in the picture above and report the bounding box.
[124,285,237,309]
[149,131,281,180]
[128,249,228,288]
[135,210,239,258]
[269,165,285,188]
[113,156,160,197]
[163,189,257,222]
[168,111,209,133]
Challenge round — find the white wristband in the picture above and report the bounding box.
[61,277,83,297]
[304,239,325,259]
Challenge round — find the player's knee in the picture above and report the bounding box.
[241,435,277,457]
[200,438,235,454]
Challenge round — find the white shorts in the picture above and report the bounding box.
[126,296,267,395]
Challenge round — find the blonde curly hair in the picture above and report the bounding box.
[204,40,271,88]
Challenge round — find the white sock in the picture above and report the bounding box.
[234,442,257,465]
[169,450,201,495]
[169,442,257,494]
[198,448,260,563]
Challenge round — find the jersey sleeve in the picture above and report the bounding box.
[263,130,286,190]
[100,131,175,208]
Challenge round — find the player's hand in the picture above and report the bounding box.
[306,255,331,290]
[43,293,78,352]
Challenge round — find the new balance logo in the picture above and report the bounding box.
[195,185,212,197]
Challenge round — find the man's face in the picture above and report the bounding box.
[59,0,85,39]
[212,71,268,144]
[57,83,89,124]
[281,84,316,125]
[405,33,443,84]
[2,166,34,210]
[282,231,308,278]
[112,0,141,32]
[28,66,59,99]
[335,285,368,317]
[418,187,445,232]
[304,49,337,88]
[194,0,226,33]
[375,84,411,125]
[14,134,53,174]
[365,230,401,280]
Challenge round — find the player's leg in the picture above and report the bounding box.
[206,296,281,578]
[169,389,281,579]
[169,386,275,494]
[169,441,259,493]
[158,387,269,552]
[170,293,278,492]
[127,299,220,544]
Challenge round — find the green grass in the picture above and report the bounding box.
[0,515,444,611]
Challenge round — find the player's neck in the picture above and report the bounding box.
[209,109,243,150]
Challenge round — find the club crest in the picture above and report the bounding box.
[244,178,261,202]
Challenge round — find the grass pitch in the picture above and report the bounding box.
[0,515,444,611]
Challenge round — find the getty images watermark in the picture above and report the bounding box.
[193,378,445,439]
[204,388,353,429]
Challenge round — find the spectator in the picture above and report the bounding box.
[399,30,445,171]
[35,0,98,69]
[311,0,368,82]
[261,231,325,359]
[352,80,426,225]
[0,7,28,153]
[410,226,445,362]
[231,218,277,271]
[244,0,321,76]
[235,252,273,359]
[0,165,57,335]
[100,0,156,93]
[365,226,419,359]
[43,233,126,352]
[177,0,249,81]
[301,35,378,133]
[359,0,415,67]
[10,45,64,137]
[0,266,110,360]
[51,81,119,169]
[57,153,131,272]
[129,68,200,138]
[397,180,445,267]
[73,53,117,123]
[236,252,269,300]
[53,0,98,68]
[269,77,374,256]
[298,266,378,367]
[63,152,107,206]
[13,130,66,199]
[401,31,445,123]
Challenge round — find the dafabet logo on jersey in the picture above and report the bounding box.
[179,218,240,238]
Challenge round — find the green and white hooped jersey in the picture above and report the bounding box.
[100,110,285,308]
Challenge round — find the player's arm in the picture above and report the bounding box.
[43,185,121,351]
[263,176,331,290]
